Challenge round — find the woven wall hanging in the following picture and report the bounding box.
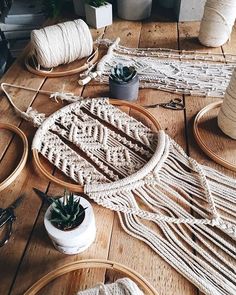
[79,38,236,97]
[1,83,236,295]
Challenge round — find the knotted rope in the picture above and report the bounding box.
[199,0,236,47]
[31,19,93,68]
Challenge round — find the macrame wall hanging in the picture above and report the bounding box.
[1,83,236,295]
[79,38,236,97]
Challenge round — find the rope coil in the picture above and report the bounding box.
[31,19,93,68]
[218,68,236,139]
[199,0,236,47]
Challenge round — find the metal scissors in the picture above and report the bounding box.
[0,195,24,247]
[144,98,185,110]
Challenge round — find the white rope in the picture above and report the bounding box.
[31,19,93,68]
[77,278,144,295]
[218,68,236,139]
[199,0,236,47]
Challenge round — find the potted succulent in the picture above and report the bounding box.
[109,63,139,101]
[85,0,112,29]
[117,0,152,21]
[44,189,96,255]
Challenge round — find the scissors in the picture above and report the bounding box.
[0,195,24,247]
[144,98,185,110]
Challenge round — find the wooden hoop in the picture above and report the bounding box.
[24,259,158,295]
[194,101,236,172]
[32,100,161,192]
[0,123,28,192]
[25,46,99,77]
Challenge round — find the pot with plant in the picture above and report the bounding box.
[85,0,112,29]
[109,63,139,101]
[44,189,96,255]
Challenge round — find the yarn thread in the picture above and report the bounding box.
[31,19,93,68]
[199,0,236,47]
[77,278,144,295]
[218,68,236,139]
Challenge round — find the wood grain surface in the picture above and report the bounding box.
[0,12,235,295]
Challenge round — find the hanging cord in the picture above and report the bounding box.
[199,0,236,47]
[31,19,93,68]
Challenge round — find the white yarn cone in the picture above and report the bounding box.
[199,0,236,47]
[31,19,93,68]
[218,68,236,139]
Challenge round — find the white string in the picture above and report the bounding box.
[218,68,236,139]
[31,19,93,68]
[199,0,236,47]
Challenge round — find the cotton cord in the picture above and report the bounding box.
[218,68,236,139]
[199,0,236,47]
[31,19,93,68]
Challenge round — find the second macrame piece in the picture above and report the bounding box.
[1,84,236,295]
[79,38,236,97]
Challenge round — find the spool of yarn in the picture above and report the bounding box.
[31,19,93,68]
[198,0,236,47]
[217,68,236,139]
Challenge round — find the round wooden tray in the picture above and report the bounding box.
[32,99,161,192]
[0,123,28,192]
[193,101,236,172]
[25,47,98,77]
[23,259,158,295]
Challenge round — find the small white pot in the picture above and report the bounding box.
[117,0,152,20]
[44,196,96,255]
[73,0,86,16]
[85,2,112,29]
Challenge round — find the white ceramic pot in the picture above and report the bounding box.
[73,0,86,16]
[117,0,152,20]
[85,2,112,29]
[44,196,96,255]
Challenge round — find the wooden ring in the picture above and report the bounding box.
[32,100,161,192]
[0,123,28,192]
[193,101,236,172]
[25,46,99,77]
[23,259,158,295]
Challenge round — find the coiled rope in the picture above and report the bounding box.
[31,19,93,68]
[199,0,236,47]
[218,68,236,139]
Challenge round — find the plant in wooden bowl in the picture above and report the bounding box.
[85,0,112,29]
[109,63,139,101]
[44,189,96,255]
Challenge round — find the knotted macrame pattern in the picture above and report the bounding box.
[1,84,236,295]
[85,38,236,97]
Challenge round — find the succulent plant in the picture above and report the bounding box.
[87,0,107,8]
[110,63,137,84]
[49,189,87,230]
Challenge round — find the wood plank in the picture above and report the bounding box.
[107,21,196,295]
[178,21,236,295]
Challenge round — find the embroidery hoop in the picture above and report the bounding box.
[23,259,158,295]
[0,123,28,192]
[193,101,236,172]
[32,99,161,192]
[25,46,99,77]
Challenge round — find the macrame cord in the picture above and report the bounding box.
[1,83,236,295]
[79,38,236,97]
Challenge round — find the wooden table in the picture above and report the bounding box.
[0,14,236,295]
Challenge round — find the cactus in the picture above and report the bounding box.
[110,64,137,84]
[49,189,87,230]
